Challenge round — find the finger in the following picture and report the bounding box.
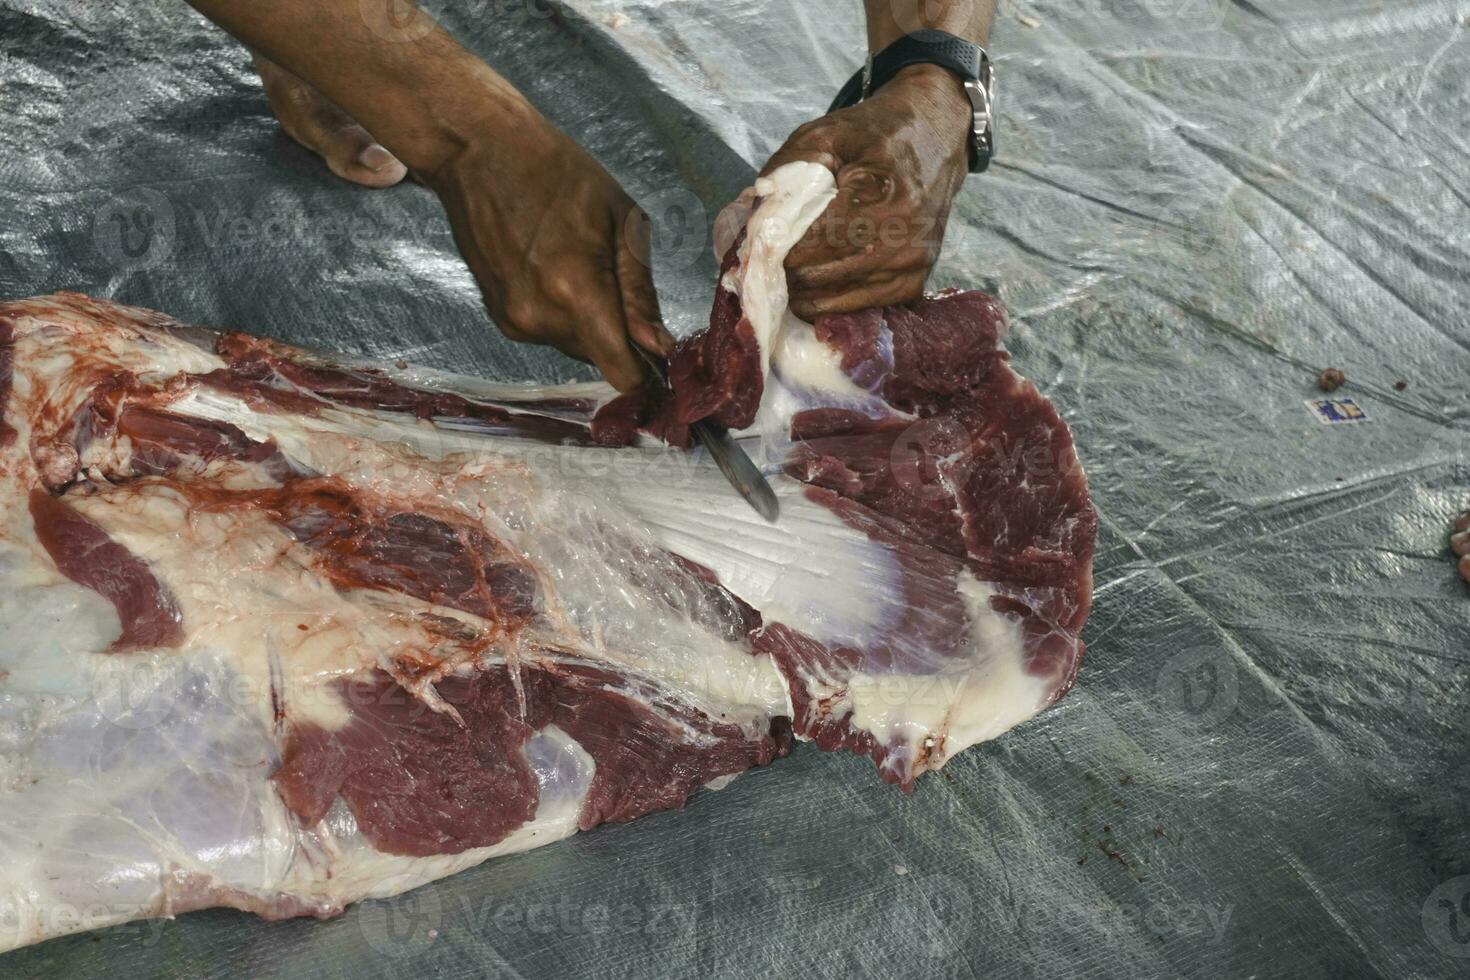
[784,207,869,270]
[758,108,890,180]
[786,168,911,271]
[586,334,647,393]
[789,271,928,321]
[789,253,882,294]
[788,243,928,293]
[616,208,675,357]
[576,269,648,393]
[627,320,675,361]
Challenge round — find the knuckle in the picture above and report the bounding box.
[497,322,530,343]
[788,119,828,144]
[499,296,542,338]
[539,269,586,308]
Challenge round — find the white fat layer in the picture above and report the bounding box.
[0,648,301,952]
[739,161,838,382]
[844,572,1051,772]
[735,163,891,458]
[0,701,595,951]
[69,485,415,731]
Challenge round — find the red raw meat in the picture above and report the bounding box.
[27,488,185,652]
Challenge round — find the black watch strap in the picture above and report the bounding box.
[829,29,995,174]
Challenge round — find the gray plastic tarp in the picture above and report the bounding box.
[1,0,1467,976]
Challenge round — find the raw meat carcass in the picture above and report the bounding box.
[0,163,1095,952]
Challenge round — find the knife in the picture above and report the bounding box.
[632,345,780,523]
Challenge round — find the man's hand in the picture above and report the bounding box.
[185,0,671,392]
[760,65,972,321]
[424,115,673,392]
[726,0,995,321]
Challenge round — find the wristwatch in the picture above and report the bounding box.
[828,29,995,174]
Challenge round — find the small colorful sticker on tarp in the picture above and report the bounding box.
[1305,398,1371,424]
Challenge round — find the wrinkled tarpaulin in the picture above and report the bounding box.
[0,0,1466,976]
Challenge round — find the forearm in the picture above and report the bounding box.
[863,0,995,49]
[183,0,536,176]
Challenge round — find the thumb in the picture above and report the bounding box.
[617,208,675,357]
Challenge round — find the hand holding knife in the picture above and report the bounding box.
[631,345,780,524]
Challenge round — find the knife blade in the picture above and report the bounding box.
[631,345,780,523]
